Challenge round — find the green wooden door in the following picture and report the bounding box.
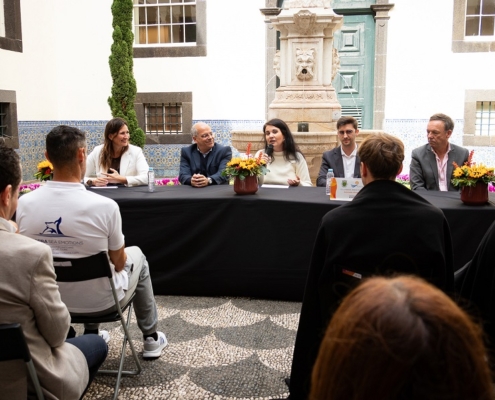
[332,13,375,129]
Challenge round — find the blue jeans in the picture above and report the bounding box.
[66,334,108,398]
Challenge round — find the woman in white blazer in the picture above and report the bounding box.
[85,118,150,187]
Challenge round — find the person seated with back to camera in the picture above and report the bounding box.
[17,125,168,359]
[255,118,312,187]
[85,117,150,187]
[0,144,107,400]
[179,122,232,187]
[310,275,494,400]
[287,132,454,400]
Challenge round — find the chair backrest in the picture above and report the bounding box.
[0,323,32,363]
[53,252,112,282]
[0,323,45,400]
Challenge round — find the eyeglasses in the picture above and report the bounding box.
[338,130,355,136]
[199,133,214,139]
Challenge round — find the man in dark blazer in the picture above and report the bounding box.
[288,133,454,400]
[316,116,361,186]
[410,113,469,191]
[179,122,232,187]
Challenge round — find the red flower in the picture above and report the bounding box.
[45,168,51,174]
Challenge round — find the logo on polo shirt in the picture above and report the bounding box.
[40,217,65,236]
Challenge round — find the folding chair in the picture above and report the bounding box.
[53,252,141,400]
[0,323,45,400]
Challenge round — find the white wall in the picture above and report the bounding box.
[385,0,495,120]
[0,0,113,121]
[134,0,266,120]
[0,0,266,122]
[4,0,493,123]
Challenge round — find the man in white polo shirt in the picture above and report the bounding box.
[17,125,167,359]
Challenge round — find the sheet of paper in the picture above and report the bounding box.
[90,186,118,189]
[261,184,290,189]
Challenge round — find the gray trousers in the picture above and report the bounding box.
[82,246,158,336]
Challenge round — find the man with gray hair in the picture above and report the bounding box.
[179,122,232,187]
[410,113,469,191]
[0,143,107,398]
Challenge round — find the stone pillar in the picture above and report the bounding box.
[371,2,394,130]
[260,2,281,121]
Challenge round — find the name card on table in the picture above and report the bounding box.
[330,178,364,201]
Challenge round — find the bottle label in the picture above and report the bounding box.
[330,177,337,199]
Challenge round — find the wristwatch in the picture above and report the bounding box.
[86,180,93,186]
[207,178,213,185]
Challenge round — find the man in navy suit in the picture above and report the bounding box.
[179,122,232,187]
[316,116,361,187]
[410,113,469,191]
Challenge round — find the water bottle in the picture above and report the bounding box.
[148,167,155,193]
[326,169,334,196]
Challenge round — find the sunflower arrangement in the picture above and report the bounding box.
[34,160,54,181]
[221,143,269,180]
[451,150,495,188]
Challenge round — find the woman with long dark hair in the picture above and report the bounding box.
[255,118,312,186]
[85,117,149,187]
[310,275,494,400]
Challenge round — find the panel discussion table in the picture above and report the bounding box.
[93,185,495,302]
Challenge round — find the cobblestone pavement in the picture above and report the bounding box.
[82,296,301,400]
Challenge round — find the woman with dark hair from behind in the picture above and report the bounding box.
[310,275,494,400]
[255,118,312,186]
[84,117,150,187]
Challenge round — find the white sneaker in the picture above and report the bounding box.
[99,330,111,344]
[143,331,167,359]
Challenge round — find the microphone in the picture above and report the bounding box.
[265,144,274,157]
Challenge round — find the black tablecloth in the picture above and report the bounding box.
[93,185,495,301]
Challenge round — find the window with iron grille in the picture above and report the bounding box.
[0,103,7,138]
[475,101,495,135]
[134,0,196,45]
[0,90,19,148]
[145,103,182,134]
[465,0,495,36]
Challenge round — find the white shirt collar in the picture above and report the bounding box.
[0,217,16,233]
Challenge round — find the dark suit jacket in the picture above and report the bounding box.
[179,143,232,185]
[316,146,361,187]
[410,143,469,191]
[289,180,454,400]
[460,220,495,357]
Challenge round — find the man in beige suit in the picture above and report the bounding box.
[0,145,107,399]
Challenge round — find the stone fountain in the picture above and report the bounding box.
[232,0,372,183]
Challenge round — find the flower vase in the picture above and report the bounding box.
[460,183,488,205]
[234,175,258,195]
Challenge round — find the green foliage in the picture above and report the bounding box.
[108,0,146,148]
